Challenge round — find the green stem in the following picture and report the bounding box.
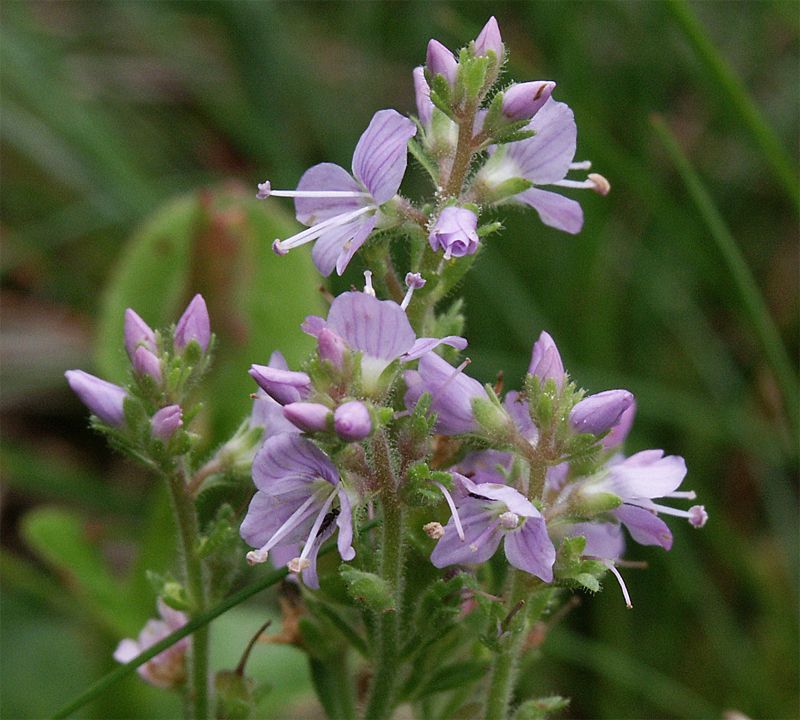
[364,434,404,720]
[444,102,478,197]
[484,575,549,720]
[167,472,209,720]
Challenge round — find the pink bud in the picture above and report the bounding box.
[132,346,162,383]
[426,39,458,87]
[151,404,183,440]
[501,81,556,121]
[428,206,480,259]
[65,370,127,426]
[124,309,157,360]
[570,390,635,436]
[334,401,372,442]
[174,294,210,352]
[473,17,504,60]
[283,402,331,433]
[528,331,566,389]
[318,328,346,370]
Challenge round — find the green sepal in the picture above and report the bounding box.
[196,504,238,559]
[512,696,571,720]
[214,670,256,720]
[122,395,148,435]
[482,177,534,204]
[146,571,191,611]
[459,52,491,102]
[478,220,504,238]
[429,74,456,120]
[493,128,537,145]
[573,491,622,516]
[339,565,396,613]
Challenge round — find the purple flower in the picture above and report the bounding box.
[113,599,189,688]
[124,309,156,360]
[259,110,417,276]
[476,99,609,234]
[302,289,466,392]
[249,351,311,405]
[528,331,566,389]
[426,39,458,87]
[250,388,300,438]
[65,370,127,426]
[413,66,434,127]
[334,401,372,441]
[584,449,707,550]
[241,434,355,589]
[317,327,347,369]
[431,475,555,582]
[503,390,538,444]
[473,16,504,60]
[404,352,488,435]
[132,346,162,383]
[502,81,556,121]
[174,294,211,352]
[570,389,635,436]
[429,206,480,259]
[151,404,182,440]
[283,402,331,433]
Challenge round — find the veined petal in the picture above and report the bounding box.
[515,188,584,234]
[295,163,367,225]
[503,518,556,582]
[336,488,356,561]
[253,434,339,489]
[240,490,319,548]
[569,521,625,559]
[431,499,503,567]
[506,99,576,184]
[326,291,416,361]
[459,476,537,517]
[504,390,538,443]
[311,213,378,277]
[352,109,417,204]
[402,334,468,361]
[615,504,673,550]
[604,451,687,500]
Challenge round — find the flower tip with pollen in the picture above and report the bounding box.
[272,239,288,256]
[689,505,708,528]
[588,173,611,196]
[256,181,272,199]
[288,557,311,573]
[423,522,445,540]
[246,548,269,566]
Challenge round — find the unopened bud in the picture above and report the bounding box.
[65,370,127,426]
[249,364,311,405]
[124,308,156,360]
[133,346,162,383]
[174,294,211,352]
[501,81,555,121]
[426,39,458,87]
[429,206,480,259]
[528,331,566,389]
[283,402,331,433]
[318,328,346,369]
[473,16,504,61]
[570,389,634,436]
[334,401,372,442]
[151,404,183,441]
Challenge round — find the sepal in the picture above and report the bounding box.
[512,696,571,720]
[339,565,396,613]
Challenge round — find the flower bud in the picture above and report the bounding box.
[428,206,480,259]
[65,370,127,426]
[501,81,555,121]
[413,66,433,127]
[473,16,504,60]
[333,401,372,442]
[570,390,634,436]
[528,331,566,389]
[426,39,458,87]
[317,328,346,370]
[283,402,331,433]
[151,404,183,440]
[132,346,162,383]
[249,364,311,405]
[602,400,636,449]
[174,294,211,352]
[124,308,156,360]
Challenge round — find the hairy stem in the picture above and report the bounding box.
[364,434,404,720]
[167,472,210,720]
[444,102,478,197]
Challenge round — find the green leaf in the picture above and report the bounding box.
[414,659,489,699]
[20,507,137,635]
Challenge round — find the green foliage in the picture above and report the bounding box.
[512,695,570,720]
[339,565,396,613]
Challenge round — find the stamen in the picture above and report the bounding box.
[287,557,311,573]
[274,206,373,253]
[400,272,426,311]
[433,481,465,541]
[552,174,610,196]
[688,505,708,528]
[469,519,499,553]
[257,179,372,201]
[423,521,445,540]
[569,160,592,170]
[498,511,520,530]
[245,492,320,565]
[363,270,376,296]
[663,490,697,500]
[296,487,338,564]
[605,562,633,609]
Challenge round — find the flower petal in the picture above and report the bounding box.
[402,334,468,361]
[310,214,377,277]
[253,434,339,490]
[604,450,687,500]
[503,518,556,582]
[515,187,584,234]
[459,476,537,517]
[326,291,416,360]
[506,99,576,183]
[336,488,356,561]
[352,109,417,204]
[615,504,673,550]
[569,521,625,559]
[239,489,318,548]
[430,499,503,567]
[295,162,367,225]
[504,390,538,443]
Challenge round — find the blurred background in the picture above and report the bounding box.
[1,1,797,718]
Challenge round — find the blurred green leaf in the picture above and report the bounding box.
[20,507,138,637]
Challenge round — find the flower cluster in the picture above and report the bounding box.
[258,17,609,277]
